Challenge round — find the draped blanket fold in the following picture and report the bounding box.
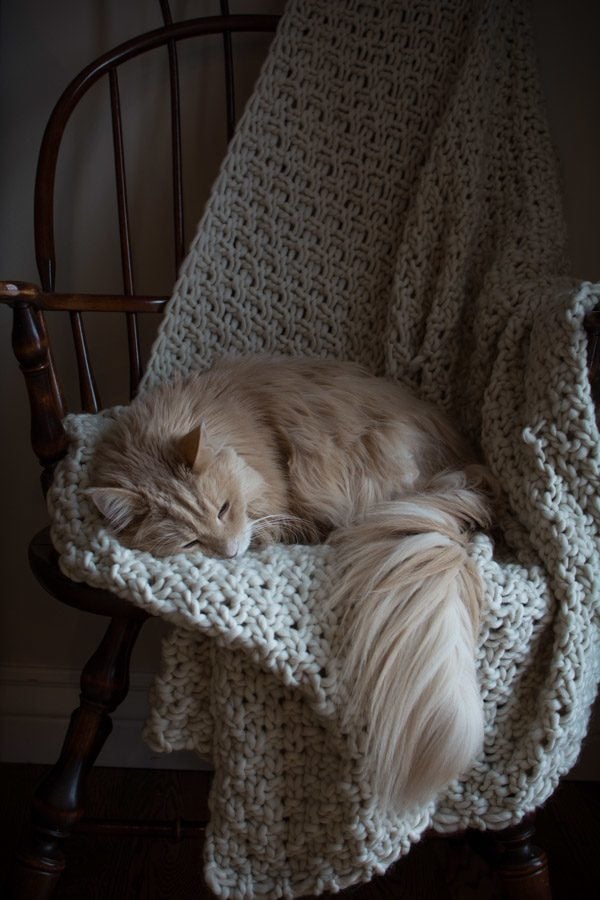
[48,1,600,897]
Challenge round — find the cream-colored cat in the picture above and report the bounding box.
[89,356,491,811]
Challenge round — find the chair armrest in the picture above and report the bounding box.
[0,280,42,304]
[1,280,68,491]
[1,280,168,313]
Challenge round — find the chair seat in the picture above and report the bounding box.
[29,527,149,620]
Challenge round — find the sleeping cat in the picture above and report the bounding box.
[89,355,492,811]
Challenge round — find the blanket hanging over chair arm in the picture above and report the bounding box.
[48,1,600,897]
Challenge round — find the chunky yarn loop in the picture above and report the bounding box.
[48,1,600,897]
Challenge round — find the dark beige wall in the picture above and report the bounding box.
[531,0,600,281]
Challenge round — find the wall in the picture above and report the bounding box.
[0,0,598,771]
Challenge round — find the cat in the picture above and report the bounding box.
[88,355,492,811]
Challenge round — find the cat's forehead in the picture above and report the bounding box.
[137,445,239,515]
[162,478,205,511]
[195,460,238,493]
[154,468,231,517]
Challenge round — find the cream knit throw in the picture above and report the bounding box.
[48,1,600,897]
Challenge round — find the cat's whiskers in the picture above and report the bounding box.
[250,513,314,543]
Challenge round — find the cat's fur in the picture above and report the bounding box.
[89,356,492,811]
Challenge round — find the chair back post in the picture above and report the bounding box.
[10,289,69,492]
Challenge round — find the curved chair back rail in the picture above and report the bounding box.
[35,13,281,293]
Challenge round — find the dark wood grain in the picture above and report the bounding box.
[69,310,100,413]
[493,818,550,899]
[220,1,237,142]
[0,282,169,313]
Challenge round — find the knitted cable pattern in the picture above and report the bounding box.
[48,1,600,897]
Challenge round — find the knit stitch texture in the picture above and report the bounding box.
[48,1,600,897]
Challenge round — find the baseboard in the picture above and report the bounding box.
[0,665,208,770]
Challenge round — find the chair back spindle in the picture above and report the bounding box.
[167,41,186,272]
[108,67,143,397]
[159,2,187,272]
[220,1,237,141]
[71,311,101,413]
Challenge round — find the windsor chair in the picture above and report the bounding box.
[1,6,279,898]
[2,4,599,899]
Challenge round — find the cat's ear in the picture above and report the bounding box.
[87,486,144,532]
[177,421,210,472]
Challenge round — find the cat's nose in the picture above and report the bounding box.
[223,539,239,559]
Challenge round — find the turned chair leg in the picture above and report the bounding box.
[8,613,147,900]
[493,815,551,900]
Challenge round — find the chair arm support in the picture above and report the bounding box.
[1,281,68,489]
[1,280,168,313]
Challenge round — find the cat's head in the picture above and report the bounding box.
[88,421,264,559]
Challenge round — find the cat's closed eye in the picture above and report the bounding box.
[218,501,230,520]
[183,539,201,549]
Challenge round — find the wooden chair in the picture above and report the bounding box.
[2,4,599,898]
[1,6,278,897]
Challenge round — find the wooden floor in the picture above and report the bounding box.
[1,765,598,899]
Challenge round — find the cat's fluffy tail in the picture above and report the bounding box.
[331,470,490,812]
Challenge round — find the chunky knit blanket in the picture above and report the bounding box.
[48,0,600,897]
